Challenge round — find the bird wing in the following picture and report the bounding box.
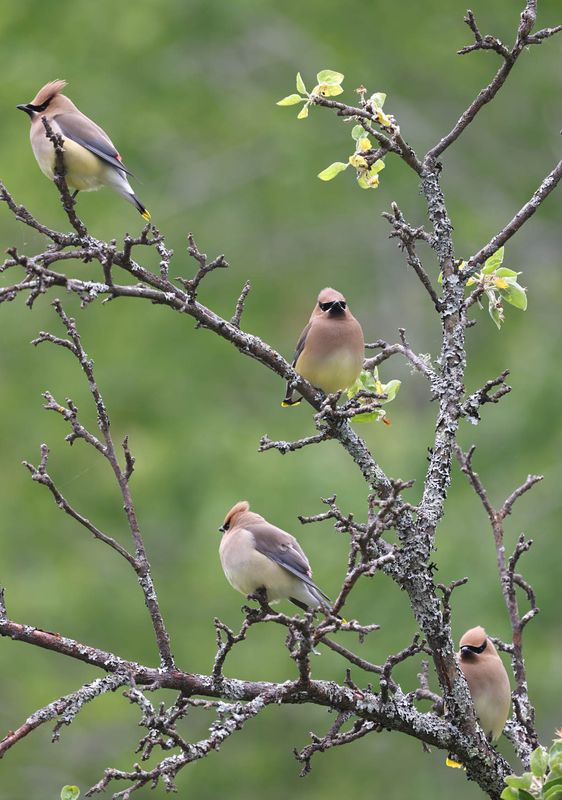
[290,322,311,368]
[54,113,134,176]
[249,522,331,601]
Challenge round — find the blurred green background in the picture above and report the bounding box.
[1,0,561,797]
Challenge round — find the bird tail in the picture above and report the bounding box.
[281,383,301,408]
[129,192,151,221]
[305,581,333,613]
[107,169,151,220]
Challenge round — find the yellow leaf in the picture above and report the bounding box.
[358,137,371,151]
[315,83,344,97]
[297,104,309,119]
[276,94,304,106]
[349,154,368,169]
[495,277,509,289]
[377,109,392,127]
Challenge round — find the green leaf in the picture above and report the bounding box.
[296,72,307,94]
[316,83,344,97]
[488,292,503,329]
[61,788,80,800]
[297,104,309,119]
[495,267,519,278]
[505,774,533,791]
[316,69,344,85]
[351,124,365,140]
[531,746,549,778]
[517,791,535,800]
[548,753,562,776]
[549,741,562,759]
[369,92,387,109]
[500,788,519,800]
[276,94,304,106]
[482,246,505,274]
[357,172,371,189]
[379,379,401,404]
[500,278,527,310]
[317,161,349,181]
[544,779,562,797]
[353,410,384,424]
[544,787,562,800]
[370,159,386,175]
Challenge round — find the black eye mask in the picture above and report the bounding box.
[319,300,346,312]
[461,639,488,655]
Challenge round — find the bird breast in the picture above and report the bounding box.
[219,528,300,601]
[297,347,363,394]
[30,126,108,191]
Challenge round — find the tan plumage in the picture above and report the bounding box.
[459,626,511,742]
[17,80,150,220]
[219,501,331,612]
[283,287,364,406]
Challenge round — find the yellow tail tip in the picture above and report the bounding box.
[281,399,301,408]
[446,757,464,769]
[142,209,151,221]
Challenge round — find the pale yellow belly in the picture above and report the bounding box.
[220,531,299,601]
[33,135,106,191]
[297,349,362,394]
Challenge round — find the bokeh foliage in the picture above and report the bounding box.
[0,0,560,798]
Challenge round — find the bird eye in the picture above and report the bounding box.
[223,521,230,531]
[319,300,346,312]
[463,640,488,655]
[30,99,51,113]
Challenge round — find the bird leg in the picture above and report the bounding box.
[246,587,276,616]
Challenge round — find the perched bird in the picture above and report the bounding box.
[17,80,150,220]
[283,287,364,407]
[219,501,331,612]
[446,625,511,768]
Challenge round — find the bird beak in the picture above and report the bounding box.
[460,646,472,656]
[332,300,345,312]
[218,525,226,533]
[16,103,34,117]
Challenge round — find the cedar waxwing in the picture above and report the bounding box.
[17,80,150,220]
[447,626,511,768]
[283,287,364,407]
[219,501,331,612]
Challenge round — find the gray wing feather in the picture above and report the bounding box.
[291,322,311,368]
[55,113,134,176]
[283,322,311,405]
[250,523,331,602]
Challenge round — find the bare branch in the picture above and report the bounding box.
[382,202,441,310]
[460,370,512,424]
[22,444,135,565]
[455,445,543,759]
[467,159,562,272]
[40,117,88,238]
[458,10,511,58]
[230,280,251,328]
[31,301,175,671]
[295,713,377,776]
[0,673,129,759]
[259,430,332,454]
[437,577,469,627]
[364,330,436,384]
[427,1,545,161]
[179,232,229,297]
